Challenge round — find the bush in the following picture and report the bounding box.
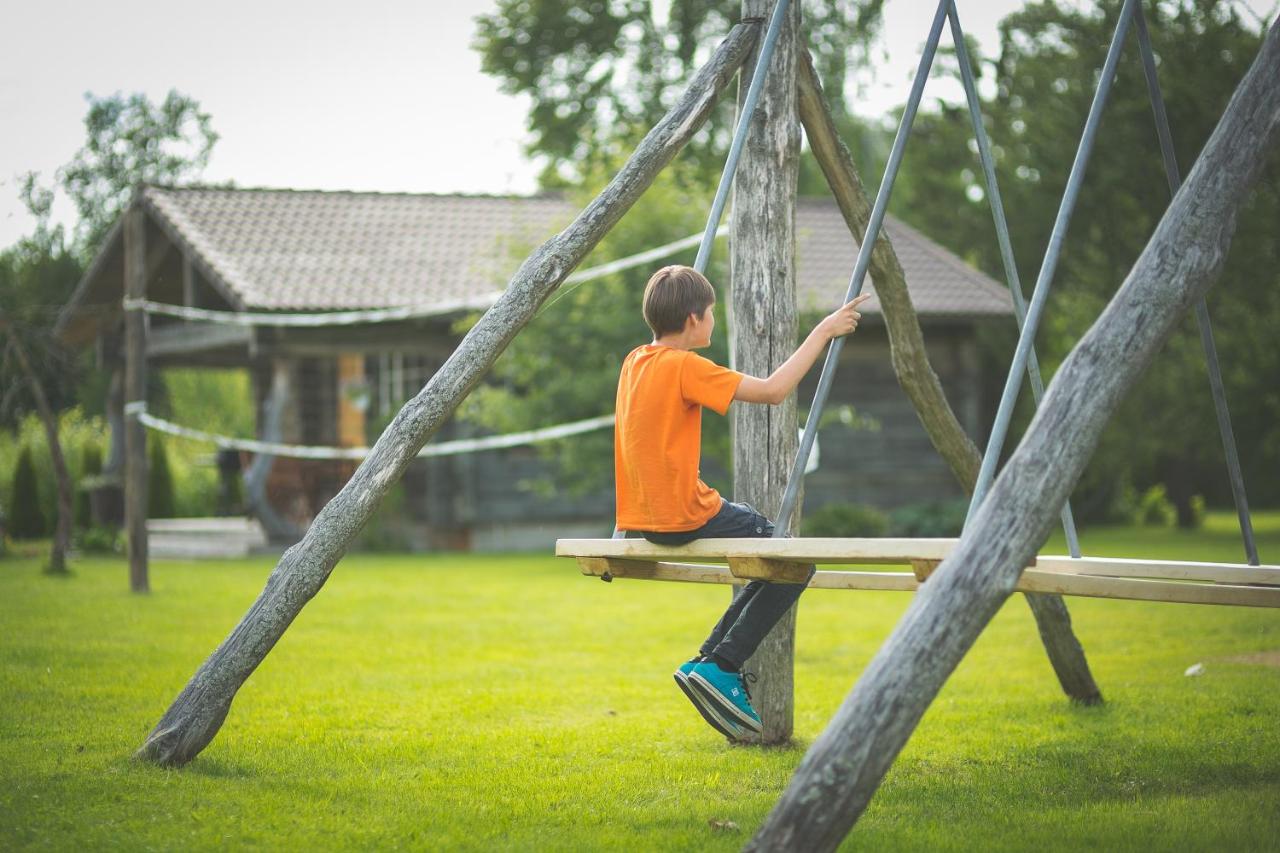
[148,438,176,519]
[9,445,46,538]
[75,524,121,554]
[801,503,889,538]
[75,442,102,529]
[889,498,969,538]
[1134,484,1176,527]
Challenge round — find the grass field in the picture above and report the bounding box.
[2,513,1278,851]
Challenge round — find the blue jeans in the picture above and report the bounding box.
[638,500,814,670]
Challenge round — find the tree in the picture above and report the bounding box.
[147,437,175,519]
[474,0,885,184]
[888,0,1279,521]
[9,445,45,539]
[54,91,218,252]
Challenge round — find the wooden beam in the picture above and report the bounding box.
[728,556,813,583]
[1019,570,1280,608]
[123,204,150,594]
[1036,555,1280,586]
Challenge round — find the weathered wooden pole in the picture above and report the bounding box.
[134,22,762,767]
[123,204,150,594]
[730,0,801,745]
[747,18,1280,850]
[795,49,1101,704]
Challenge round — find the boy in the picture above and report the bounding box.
[614,264,869,741]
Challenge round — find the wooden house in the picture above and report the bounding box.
[56,186,1013,550]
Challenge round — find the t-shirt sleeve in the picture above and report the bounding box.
[680,352,744,416]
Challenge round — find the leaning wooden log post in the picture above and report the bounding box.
[0,317,73,574]
[134,21,762,768]
[123,204,150,594]
[795,48,1101,706]
[731,0,802,745]
[749,20,1280,850]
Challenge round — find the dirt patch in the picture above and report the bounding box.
[1217,650,1280,668]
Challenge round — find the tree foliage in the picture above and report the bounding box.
[887,0,1279,519]
[57,91,218,251]
[9,445,46,538]
[474,0,885,184]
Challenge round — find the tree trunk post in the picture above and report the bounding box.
[795,48,1101,706]
[731,0,801,745]
[748,20,1280,849]
[134,23,762,767]
[123,203,150,594]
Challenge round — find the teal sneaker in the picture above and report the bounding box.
[674,657,743,739]
[689,661,762,734]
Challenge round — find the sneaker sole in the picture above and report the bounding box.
[687,672,763,733]
[674,672,743,740]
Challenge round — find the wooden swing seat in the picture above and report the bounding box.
[555,538,1280,609]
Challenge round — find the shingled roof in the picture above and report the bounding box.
[59,186,1012,341]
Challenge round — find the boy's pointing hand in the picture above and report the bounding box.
[818,293,873,339]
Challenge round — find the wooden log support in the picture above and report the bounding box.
[748,24,1280,850]
[123,204,150,594]
[134,22,764,768]
[728,556,813,584]
[731,0,803,746]
[796,42,1102,708]
[909,560,939,582]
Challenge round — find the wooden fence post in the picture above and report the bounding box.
[123,203,150,594]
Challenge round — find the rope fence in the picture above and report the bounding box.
[136,410,615,460]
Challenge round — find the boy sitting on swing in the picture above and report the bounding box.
[614,264,868,740]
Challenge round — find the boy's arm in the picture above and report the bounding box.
[734,293,872,405]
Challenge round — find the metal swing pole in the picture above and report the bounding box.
[1133,4,1260,566]
[965,0,1140,528]
[947,0,1084,558]
[774,0,952,536]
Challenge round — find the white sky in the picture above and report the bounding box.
[1,0,1275,250]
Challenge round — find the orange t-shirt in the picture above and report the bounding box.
[614,344,744,532]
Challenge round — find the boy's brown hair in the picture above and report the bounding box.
[642,265,716,337]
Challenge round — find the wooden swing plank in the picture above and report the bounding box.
[727,556,813,583]
[1018,569,1280,608]
[575,557,918,591]
[1035,555,1280,586]
[556,537,960,564]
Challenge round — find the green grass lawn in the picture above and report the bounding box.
[1,514,1278,851]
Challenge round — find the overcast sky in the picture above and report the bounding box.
[1,0,1274,250]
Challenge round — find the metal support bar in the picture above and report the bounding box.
[966,0,1139,527]
[947,0,1083,558]
[1133,4,1260,566]
[774,0,952,536]
[693,0,793,274]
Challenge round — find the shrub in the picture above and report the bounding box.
[75,442,102,529]
[9,445,46,538]
[148,438,176,519]
[889,498,969,538]
[75,524,121,554]
[1134,484,1175,527]
[801,502,889,538]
